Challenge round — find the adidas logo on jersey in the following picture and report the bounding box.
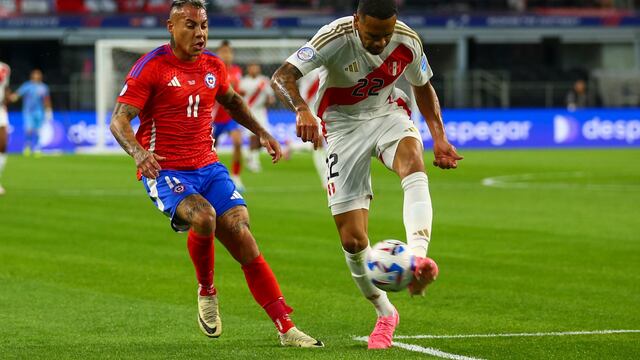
[167,76,181,87]
[344,61,360,73]
[230,191,243,200]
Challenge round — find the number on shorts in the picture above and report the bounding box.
[327,153,339,179]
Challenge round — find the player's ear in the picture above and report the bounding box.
[353,13,360,30]
[167,19,174,34]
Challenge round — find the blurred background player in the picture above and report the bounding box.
[273,0,462,349]
[0,60,10,195]
[239,62,276,173]
[566,79,588,111]
[297,68,327,188]
[9,69,52,157]
[109,0,322,348]
[212,40,245,191]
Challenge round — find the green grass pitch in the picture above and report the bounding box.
[0,149,639,359]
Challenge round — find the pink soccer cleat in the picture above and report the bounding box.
[367,308,399,349]
[408,257,439,296]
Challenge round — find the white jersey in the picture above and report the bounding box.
[297,68,322,105]
[238,74,274,124]
[286,16,432,135]
[0,61,10,104]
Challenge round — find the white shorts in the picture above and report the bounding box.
[0,106,8,127]
[325,112,423,215]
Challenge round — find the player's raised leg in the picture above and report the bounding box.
[175,194,222,338]
[334,207,399,349]
[215,205,323,348]
[391,137,439,296]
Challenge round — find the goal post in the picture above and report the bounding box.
[93,38,309,153]
[93,38,420,153]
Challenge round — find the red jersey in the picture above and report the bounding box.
[117,44,229,175]
[212,64,242,124]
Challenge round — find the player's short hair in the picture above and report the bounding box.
[171,0,207,11]
[357,0,397,20]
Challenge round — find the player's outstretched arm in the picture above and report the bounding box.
[110,102,165,178]
[413,82,463,169]
[272,63,322,149]
[216,88,282,163]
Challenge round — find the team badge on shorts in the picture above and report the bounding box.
[205,73,217,89]
[296,47,316,62]
[173,184,185,194]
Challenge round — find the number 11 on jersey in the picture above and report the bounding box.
[187,94,200,118]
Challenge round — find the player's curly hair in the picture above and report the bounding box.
[357,0,397,20]
[171,0,207,10]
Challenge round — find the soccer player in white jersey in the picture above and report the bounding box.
[0,60,10,195]
[272,0,463,349]
[239,63,275,172]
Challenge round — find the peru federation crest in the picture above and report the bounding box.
[205,73,217,89]
[389,61,402,76]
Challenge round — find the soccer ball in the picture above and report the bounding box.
[366,239,415,292]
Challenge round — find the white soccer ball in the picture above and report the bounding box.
[366,239,415,292]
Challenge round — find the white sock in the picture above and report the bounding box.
[312,148,327,188]
[343,247,395,317]
[401,172,432,258]
[250,150,260,168]
[0,153,6,180]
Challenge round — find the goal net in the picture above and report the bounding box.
[94,38,309,152]
[94,38,420,153]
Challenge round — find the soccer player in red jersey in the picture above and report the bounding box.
[109,0,322,347]
[212,40,246,191]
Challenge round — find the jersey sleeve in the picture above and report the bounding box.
[404,38,433,87]
[286,23,340,76]
[117,61,156,110]
[215,58,230,96]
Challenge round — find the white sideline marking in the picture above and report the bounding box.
[394,329,640,340]
[481,172,640,191]
[353,336,484,360]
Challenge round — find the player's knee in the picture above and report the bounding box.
[340,231,368,253]
[397,152,424,178]
[190,207,217,233]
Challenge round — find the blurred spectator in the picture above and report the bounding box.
[566,79,588,111]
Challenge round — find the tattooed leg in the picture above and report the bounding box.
[215,206,259,265]
[176,194,217,235]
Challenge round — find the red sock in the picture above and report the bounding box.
[232,160,241,176]
[187,230,215,295]
[242,254,295,334]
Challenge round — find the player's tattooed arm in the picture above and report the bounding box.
[216,88,282,163]
[110,102,165,178]
[271,63,306,112]
[272,63,322,149]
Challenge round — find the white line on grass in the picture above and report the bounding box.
[394,329,640,340]
[353,336,484,360]
[481,172,640,191]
